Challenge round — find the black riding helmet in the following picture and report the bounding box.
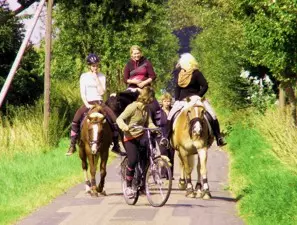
[87,53,100,65]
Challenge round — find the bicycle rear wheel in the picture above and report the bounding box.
[121,157,139,205]
[145,157,172,207]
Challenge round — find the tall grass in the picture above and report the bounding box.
[224,104,297,225]
[0,103,68,155]
[254,106,297,169]
[0,79,81,156]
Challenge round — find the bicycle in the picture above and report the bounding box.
[120,125,173,207]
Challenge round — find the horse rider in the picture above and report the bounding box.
[116,86,157,198]
[160,53,227,147]
[123,45,163,128]
[65,53,126,156]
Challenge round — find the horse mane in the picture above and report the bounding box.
[189,117,204,138]
[105,90,139,116]
[88,104,104,116]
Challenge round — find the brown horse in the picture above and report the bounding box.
[79,104,112,197]
[171,101,214,199]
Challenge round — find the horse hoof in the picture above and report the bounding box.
[178,182,186,190]
[91,192,99,197]
[186,192,196,198]
[99,190,107,196]
[185,188,196,198]
[195,190,203,198]
[202,190,211,200]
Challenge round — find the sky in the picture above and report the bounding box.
[7,0,46,45]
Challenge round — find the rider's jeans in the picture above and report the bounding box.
[168,95,217,120]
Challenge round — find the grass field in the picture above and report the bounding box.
[227,123,297,225]
[0,139,116,225]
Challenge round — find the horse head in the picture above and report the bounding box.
[105,90,139,117]
[172,101,210,153]
[186,103,206,139]
[86,104,106,155]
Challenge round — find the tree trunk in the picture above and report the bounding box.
[279,84,286,109]
[285,83,297,126]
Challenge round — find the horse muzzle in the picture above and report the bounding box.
[90,141,100,155]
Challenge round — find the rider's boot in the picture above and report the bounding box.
[66,122,79,156]
[212,119,227,147]
[160,120,171,148]
[111,123,126,156]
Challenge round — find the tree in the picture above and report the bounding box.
[232,0,297,124]
[0,2,43,112]
[50,0,178,93]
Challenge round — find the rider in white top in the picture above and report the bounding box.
[66,53,125,156]
[80,71,106,104]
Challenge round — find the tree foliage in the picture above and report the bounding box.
[168,0,297,121]
[51,0,178,93]
[0,2,43,112]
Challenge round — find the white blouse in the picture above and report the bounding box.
[80,71,106,102]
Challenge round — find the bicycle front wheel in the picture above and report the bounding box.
[121,157,139,205]
[145,157,172,207]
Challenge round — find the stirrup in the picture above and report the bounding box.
[217,137,227,146]
[160,137,169,148]
[65,146,76,156]
[111,145,126,156]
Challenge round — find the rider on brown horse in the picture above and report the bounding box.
[65,53,125,156]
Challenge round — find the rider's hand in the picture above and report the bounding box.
[86,104,93,109]
[137,81,146,89]
[122,124,129,132]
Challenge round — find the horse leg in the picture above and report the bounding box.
[97,152,108,196]
[79,147,91,193]
[180,152,196,198]
[88,154,99,197]
[198,148,211,199]
[195,153,203,198]
[178,153,186,190]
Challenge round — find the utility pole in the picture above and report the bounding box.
[44,0,53,143]
[0,0,46,108]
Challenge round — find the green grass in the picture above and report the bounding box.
[228,123,297,225]
[0,139,116,225]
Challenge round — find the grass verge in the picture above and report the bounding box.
[0,139,116,225]
[228,123,297,225]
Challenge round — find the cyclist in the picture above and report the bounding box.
[116,86,157,198]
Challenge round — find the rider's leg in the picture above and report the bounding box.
[66,105,87,156]
[102,104,126,156]
[124,139,138,197]
[203,100,226,146]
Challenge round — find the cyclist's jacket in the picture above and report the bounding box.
[116,101,156,142]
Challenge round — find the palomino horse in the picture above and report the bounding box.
[79,104,112,197]
[171,100,214,199]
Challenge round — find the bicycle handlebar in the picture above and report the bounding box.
[129,124,161,132]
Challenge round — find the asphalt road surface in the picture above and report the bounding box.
[17,145,245,225]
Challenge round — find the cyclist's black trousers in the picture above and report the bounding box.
[124,133,148,180]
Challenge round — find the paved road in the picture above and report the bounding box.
[17,145,244,225]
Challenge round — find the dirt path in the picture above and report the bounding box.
[17,145,244,225]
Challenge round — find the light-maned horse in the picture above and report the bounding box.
[171,100,214,199]
[79,104,112,197]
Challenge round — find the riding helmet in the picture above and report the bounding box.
[87,53,100,65]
